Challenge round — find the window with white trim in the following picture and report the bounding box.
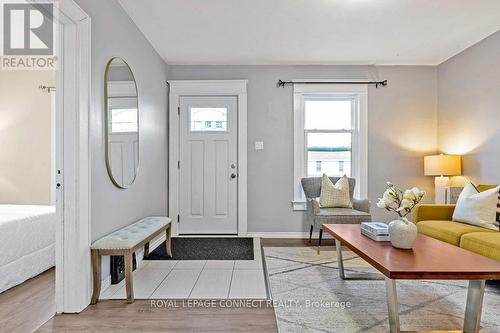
[293,84,368,210]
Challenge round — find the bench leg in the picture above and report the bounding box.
[166,225,173,257]
[90,249,101,305]
[124,251,134,303]
[143,242,150,259]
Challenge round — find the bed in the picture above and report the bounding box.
[0,205,56,293]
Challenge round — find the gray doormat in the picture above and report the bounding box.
[144,237,254,260]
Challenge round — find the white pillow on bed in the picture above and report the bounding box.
[452,183,500,230]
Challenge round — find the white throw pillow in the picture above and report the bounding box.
[452,183,500,230]
[319,174,352,208]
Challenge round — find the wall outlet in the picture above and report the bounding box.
[255,141,264,150]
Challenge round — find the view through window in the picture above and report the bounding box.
[304,98,354,177]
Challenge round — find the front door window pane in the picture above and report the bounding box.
[190,107,227,131]
[307,132,351,177]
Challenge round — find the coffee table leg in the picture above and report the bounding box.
[385,278,400,333]
[463,280,485,333]
[335,238,345,280]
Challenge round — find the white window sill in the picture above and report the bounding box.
[292,201,307,211]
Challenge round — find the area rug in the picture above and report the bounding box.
[264,246,500,333]
[145,237,254,260]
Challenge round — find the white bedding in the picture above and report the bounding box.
[0,205,56,293]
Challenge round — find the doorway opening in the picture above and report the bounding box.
[0,3,92,329]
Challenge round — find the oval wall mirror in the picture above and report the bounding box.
[104,57,139,189]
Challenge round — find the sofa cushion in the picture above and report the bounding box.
[460,232,500,262]
[417,220,494,246]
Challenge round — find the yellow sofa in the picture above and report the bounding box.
[413,185,500,261]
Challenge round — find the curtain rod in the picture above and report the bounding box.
[277,79,387,88]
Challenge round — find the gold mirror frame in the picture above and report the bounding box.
[104,57,139,189]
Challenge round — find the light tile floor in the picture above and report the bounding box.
[100,238,268,300]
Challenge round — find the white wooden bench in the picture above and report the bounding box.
[90,216,172,304]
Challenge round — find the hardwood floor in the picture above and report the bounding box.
[0,268,55,333]
[38,300,277,332]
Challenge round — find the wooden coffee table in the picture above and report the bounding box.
[323,224,500,333]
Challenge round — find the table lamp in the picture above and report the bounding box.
[424,154,462,204]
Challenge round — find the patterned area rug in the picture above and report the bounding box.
[264,246,500,333]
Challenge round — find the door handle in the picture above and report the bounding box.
[230,173,237,179]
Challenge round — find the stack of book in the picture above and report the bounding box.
[361,222,390,241]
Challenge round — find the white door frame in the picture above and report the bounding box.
[168,80,248,237]
[52,0,92,313]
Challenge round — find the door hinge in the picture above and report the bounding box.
[177,214,180,223]
[177,160,180,168]
[177,106,180,115]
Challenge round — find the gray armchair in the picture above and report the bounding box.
[301,176,371,253]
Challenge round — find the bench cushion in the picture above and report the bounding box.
[91,217,171,250]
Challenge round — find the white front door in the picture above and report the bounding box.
[179,96,238,234]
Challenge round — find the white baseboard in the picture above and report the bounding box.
[247,232,334,239]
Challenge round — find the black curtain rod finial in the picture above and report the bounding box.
[277,79,388,88]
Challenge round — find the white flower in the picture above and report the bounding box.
[377,181,426,218]
[396,199,411,212]
[382,188,397,203]
[401,198,412,208]
[412,187,425,199]
[376,198,388,208]
[411,187,420,196]
[403,189,416,201]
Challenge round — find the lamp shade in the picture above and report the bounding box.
[424,154,461,176]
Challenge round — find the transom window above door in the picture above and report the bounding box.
[293,84,368,210]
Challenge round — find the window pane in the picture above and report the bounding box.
[305,100,352,130]
[307,132,351,177]
[111,108,138,133]
[190,107,227,131]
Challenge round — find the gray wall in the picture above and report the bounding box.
[438,31,500,185]
[75,0,168,277]
[168,65,437,232]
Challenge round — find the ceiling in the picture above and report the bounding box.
[118,0,500,66]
